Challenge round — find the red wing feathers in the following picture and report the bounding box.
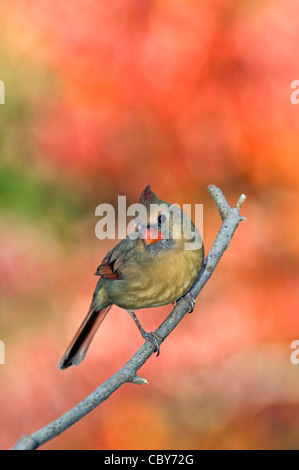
[95,250,124,280]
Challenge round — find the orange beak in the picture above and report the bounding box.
[142,228,164,246]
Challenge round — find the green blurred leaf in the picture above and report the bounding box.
[0,165,85,237]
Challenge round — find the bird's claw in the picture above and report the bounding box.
[185,292,196,313]
[142,331,162,356]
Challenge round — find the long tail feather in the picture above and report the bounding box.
[58,305,111,370]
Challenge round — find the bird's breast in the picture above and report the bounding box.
[104,243,204,311]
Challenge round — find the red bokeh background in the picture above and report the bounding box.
[0,0,299,449]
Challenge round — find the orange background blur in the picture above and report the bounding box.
[1,0,299,450]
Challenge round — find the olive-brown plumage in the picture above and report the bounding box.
[59,186,204,370]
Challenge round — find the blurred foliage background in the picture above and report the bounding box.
[1,0,299,450]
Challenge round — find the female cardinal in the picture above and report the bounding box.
[59,185,204,370]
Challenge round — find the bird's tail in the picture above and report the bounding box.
[58,304,111,370]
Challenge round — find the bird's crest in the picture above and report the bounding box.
[139,185,160,209]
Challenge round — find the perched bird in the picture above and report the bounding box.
[59,185,204,370]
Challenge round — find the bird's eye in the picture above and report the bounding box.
[158,212,167,226]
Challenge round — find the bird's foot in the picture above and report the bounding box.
[127,310,162,356]
[141,331,162,357]
[184,292,196,313]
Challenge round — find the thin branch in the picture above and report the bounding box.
[11,185,246,450]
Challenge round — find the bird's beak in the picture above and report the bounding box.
[141,227,164,246]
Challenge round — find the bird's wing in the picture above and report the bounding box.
[95,239,138,280]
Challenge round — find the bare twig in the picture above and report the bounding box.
[11,185,246,450]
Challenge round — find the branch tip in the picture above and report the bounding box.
[236,194,246,210]
[207,185,230,219]
[12,434,38,451]
[130,375,148,385]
